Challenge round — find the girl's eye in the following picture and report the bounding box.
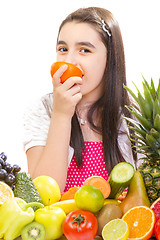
[80,48,91,53]
[57,47,67,52]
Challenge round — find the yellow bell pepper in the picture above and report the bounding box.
[0,197,44,240]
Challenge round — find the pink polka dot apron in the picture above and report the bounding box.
[64,141,109,192]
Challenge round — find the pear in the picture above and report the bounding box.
[120,171,150,214]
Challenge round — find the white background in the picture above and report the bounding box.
[0,0,160,171]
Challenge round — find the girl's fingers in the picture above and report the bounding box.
[72,92,82,104]
[66,83,81,96]
[52,64,68,87]
[62,76,82,90]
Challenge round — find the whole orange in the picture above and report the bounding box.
[50,62,83,83]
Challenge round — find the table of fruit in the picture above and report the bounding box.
[0,151,159,240]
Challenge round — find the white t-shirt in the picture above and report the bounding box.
[23,93,136,168]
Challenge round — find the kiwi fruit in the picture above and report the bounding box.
[96,203,123,236]
[21,221,46,240]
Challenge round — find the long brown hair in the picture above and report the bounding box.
[57,7,133,174]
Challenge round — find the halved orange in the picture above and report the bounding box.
[122,205,155,240]
[0,181,14,205]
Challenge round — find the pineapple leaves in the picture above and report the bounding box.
[124,76,160,161]
[157,78,160,101]
[123,116,146,136]
[146,134,157,150]
[150,128,160,139]
[153,99,160,120]
[150,78,157,100]
[154,114,160,132]
[125,105,152,130]
[123,84,138,103]
[138,92,152,120]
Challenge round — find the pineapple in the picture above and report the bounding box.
[124,76,160,204]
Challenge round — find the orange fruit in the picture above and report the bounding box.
[0,181,14,205]
[150,197,160,222]
[83,176,111,199]
[61,186,80,201]
[122,205,155,240]
[50,62,83,83]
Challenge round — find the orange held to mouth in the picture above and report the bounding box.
[50,62,83,83]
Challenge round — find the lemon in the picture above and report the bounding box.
[33,176,61,205]
[102,219,129,240]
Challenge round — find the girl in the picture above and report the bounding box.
[23,7,136,192]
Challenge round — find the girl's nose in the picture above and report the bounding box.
[65,52,78,66]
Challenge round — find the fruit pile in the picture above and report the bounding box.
[0,162,160,240]
[0,152,21,190]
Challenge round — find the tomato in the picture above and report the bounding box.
[50,62,83,83]
[62,210,98,240]
[74,185,104,213]
[35,206,66,239]
[155,219,160,240]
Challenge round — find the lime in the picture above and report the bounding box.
[74,185,104,213]
[102,219,129,240]
[33,175,61,205]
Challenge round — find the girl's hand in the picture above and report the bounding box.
[52,64,82,118]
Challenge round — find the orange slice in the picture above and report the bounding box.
[122,205,155,240]
[0,181,14,205]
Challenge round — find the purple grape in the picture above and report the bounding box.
[13,164,21,174]
[0,169,7,180]
[0,158,4,166]
[4,162,13,173]
[0,152,7,162]
[5,173,16,186]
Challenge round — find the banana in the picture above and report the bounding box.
[51,198,121,215]
[104,199,121,205]
[51,199,79,214]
